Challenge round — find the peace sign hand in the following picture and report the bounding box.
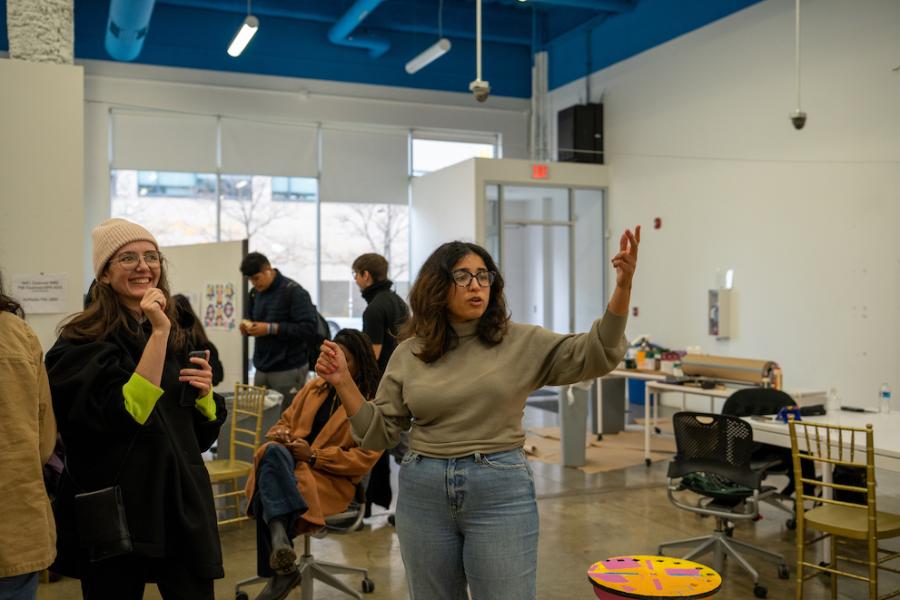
[611,225,640,290]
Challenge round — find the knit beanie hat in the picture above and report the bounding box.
[92,218,159,278]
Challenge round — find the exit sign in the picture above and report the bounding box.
[531,164,549,179]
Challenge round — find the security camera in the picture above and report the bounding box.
[469,79,491,103]
[790,109,807,130]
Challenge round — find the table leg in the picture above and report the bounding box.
[644,385,651,466]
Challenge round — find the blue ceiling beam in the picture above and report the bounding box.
[327,0,390,58]
[105,0,157,61]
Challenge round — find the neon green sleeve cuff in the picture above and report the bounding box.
[123,373,164,425]
[195,389,217,421]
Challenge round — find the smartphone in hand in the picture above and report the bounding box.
[180,350,208,406]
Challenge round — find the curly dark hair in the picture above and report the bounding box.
[399,241,509,363]
[333,329,381,400]
[0,272,24,317]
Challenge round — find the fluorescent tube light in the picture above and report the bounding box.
[227,15,259,58]
[405,38,451,74]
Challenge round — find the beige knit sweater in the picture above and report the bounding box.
[349,310,627,458]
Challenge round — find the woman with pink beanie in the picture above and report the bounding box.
[46,218,227,599]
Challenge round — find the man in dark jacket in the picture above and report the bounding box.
[240,252,318,411]
[352,253,409,515]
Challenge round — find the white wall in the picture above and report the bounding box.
[410,160,478,277]
[0,59,84,350]
[551,0,900,406]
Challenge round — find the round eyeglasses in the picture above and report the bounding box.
[110,251,162,270]
[451,269,496,288]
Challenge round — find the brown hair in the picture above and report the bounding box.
[352,253,389,282]
[0,272,24,317]
[400,241,508,363]
[59,255,186,351]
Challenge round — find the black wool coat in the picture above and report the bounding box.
[45,320,227,579]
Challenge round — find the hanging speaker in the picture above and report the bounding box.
[557,103,603,164]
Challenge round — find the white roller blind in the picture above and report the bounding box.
[220,118,318,177]
[112,110,217,172]
[321,129,409,204]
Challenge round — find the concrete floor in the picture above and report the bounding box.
[37,405,894,599]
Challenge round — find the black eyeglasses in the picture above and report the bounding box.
[451,269,496,288]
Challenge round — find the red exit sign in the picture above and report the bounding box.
[531,164,549,179]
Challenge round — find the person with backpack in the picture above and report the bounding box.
[240,252,318,411]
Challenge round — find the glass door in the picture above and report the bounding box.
[484,184,605,334]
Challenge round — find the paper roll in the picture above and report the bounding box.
[680,354,777,385]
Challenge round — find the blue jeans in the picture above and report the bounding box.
[0,572,38,600]
[395,449,538,600]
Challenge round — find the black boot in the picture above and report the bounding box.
[268,517,297,575]
[254,569,302,600]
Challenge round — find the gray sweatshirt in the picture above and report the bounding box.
[349,310,628,458]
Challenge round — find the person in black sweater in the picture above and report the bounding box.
[351,253,409,516]
[172,294,224,387]
[240,252,318,412]
[46,219,227,599]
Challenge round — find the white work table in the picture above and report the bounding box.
[747,410,900,472]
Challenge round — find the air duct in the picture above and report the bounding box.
[104,0,156,61]
[327,0,389,58]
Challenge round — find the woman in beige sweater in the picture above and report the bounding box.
[317,227,640,599]
[0,274,56,599]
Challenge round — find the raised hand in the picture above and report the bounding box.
[611,225,640,290]
[140,288,171,332]
[315,340,350,387]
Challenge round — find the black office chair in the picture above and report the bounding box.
[235,482,375,600]
[721,387,800,527]
[658,412,789,599]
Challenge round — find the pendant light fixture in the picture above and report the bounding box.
[468,0,491,102]
[227,0,259,58]
[405,0,451,74]
[789,0,807,129]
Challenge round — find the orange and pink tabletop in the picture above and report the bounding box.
[588,555,721,599]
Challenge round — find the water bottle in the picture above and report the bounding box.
[827,387,839,414]
[880,383,892,414]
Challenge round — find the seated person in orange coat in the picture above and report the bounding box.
[245,329,382,600]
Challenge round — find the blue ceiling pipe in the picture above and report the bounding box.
[105,0,157,61]
[327,0,389,58]
[533,0,632,10]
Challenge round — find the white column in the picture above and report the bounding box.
[7,0,74,64]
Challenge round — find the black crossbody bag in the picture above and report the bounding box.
[66,433,139,562]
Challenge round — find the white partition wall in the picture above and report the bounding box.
[162,240,247,394]
[410,160,478,277]
[0,59,84,350]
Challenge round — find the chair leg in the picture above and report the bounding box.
[719,537,761,584]
[682,537,718,563]
[796,523,806,599]
[307,562,363,600]
[868,532,878,600]
[829,535,837,600]
[230,478,242,522]
[658,534,715,553]
[314,559,369,577]
[727,536,786,564]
